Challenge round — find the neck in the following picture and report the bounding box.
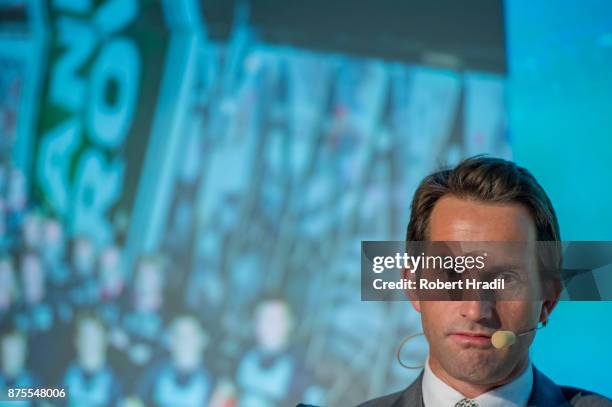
[428,355,530,399]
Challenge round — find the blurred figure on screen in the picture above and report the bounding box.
[97,244,125,326]
[111,254,166,372]
[0,256,18,314]
[0,161,8,199]
[0,324,39,406]
[185,254,224,327]
[98,245,124,300]
[15,252,53,334]
[68,236,99,310]
[62,313,121,407]
[236,296,314,407]
[5,169,27,238]
[20,211,42,253]
[14,251,68,387]
[40,216,69,287]
[135,314,212,407]
[71,236,96,278]
[0,198,7,251]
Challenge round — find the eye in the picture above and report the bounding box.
[498,270,521,283]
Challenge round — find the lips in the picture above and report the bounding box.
[449,331,493,348]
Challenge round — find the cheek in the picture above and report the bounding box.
[497,301,540,328]
[420,302,457,334]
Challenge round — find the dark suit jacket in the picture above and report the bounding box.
[357,366,612,407]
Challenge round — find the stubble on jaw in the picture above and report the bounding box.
[433,344,529,385]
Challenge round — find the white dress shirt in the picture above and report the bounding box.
[422,358,533,407]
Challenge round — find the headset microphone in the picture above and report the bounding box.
[491,322,546,349]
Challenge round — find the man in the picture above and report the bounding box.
[0,323,39,407]
[134,313,212,407]
[15,251,63,385]
[360,156,611,406]
[66,236,100,316]
[97,244,125,326]
[62,312,122,406]
[237,295,318,407]
[40,216,70,287]
[109,254,167,393]
[0,256,18,313]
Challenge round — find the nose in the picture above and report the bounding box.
[459,300,496,323]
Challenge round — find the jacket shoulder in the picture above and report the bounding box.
[356,389,405,407]
[356,373,423,407]
[561,386,612,407]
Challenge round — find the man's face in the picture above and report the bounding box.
[99,246,123,288]
[22,254,45,303]
[76,319,106,372]
[169,316,207,372]
[42,218,64,259]
[1,333,27,377]
[0,260,16,309]
[22,214,41,249]
[134,261,164,311]
[73,238,95,274]
[255,301,292,352]
[411,195,555,385]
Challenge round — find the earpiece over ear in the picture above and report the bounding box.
[540,304,550,326]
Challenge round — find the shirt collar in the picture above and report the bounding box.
[422,357,533,407]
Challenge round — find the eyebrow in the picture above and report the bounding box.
[481,264,527,274]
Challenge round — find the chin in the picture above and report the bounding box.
[443,350,510,384]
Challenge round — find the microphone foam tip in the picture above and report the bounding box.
[491,330,516,349]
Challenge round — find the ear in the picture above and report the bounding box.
[540,276,561,325]
[540,296,559,326]
[402,267,421,313]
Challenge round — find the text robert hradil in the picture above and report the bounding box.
[372,277,505,291]
[371,252,488,274]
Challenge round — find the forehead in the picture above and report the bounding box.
[23,255,41,269]
[101,248,119,261]
[172,318,201,334]
[428,195,537,242]
[1,332,24,344]
[257,301,289,318]
[139,262,161,275]
[78,319,104,335]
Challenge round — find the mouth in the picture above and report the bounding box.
[448,331,494,348]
